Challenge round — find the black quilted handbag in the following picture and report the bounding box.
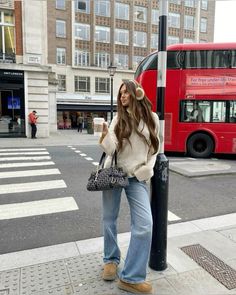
[86,151,129,191]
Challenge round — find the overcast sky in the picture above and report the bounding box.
[214,0,236,42]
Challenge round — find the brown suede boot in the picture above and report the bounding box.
[102,263,117,281]
[118,279,153,294]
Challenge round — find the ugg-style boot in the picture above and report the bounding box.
[102,263,117,281]
[118,279,153,294]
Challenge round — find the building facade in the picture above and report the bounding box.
[0,0,57,138]
[48,0,215,131]
[0,0,216,137]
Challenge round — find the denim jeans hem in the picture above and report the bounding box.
[104,260,120,266]
[119,277,146,284]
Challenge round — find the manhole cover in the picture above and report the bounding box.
[181,244,236,290]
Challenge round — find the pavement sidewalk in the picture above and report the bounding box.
[0,213,236,295]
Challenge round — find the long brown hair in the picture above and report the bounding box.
[114,80,159,154]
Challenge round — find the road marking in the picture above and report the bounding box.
[0,148,46,152]
[0,156,51,162]
[67,146,72,148]
[0,161,55,169]
[92,162,99,166]
[71,148,76,150]
[85,157,93,161]
[0,180,66,194]
[80,153,87,156]
[0,151,49,156]
[75,150,81,153]
[0,197,78,220]
[0,169,60,179]
[168,211,181,221]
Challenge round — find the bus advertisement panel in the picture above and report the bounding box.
[135,43,236,158]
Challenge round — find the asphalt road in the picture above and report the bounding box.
[0,145,235,254]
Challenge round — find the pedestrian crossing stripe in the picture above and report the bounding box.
[0,180,66,194]
[0,168,60,179]
[0,148,47,152]
[0,197,78,220]
[0,156,51,162]
[0,161,55,169]
[0,151,49,156]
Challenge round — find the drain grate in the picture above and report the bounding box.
[0,290,9,295]
[181,244,236,290]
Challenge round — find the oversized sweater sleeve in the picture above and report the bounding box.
[134,113,160,181]
[99,116,118,155]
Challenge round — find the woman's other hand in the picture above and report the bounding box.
[99,122,108,143]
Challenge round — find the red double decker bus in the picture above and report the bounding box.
[135,43,236,158]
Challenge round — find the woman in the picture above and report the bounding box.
[99,80,160,294]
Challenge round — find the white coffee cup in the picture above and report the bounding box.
[93,118,105,136]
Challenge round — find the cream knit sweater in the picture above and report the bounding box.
[100,112,160,182]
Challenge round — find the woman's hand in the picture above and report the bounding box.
[99,122,108,143]
[102,122,108,136]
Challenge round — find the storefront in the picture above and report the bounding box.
[57,103,115,132]
[0,69,25,137]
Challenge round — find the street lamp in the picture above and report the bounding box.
[107,62,117,121]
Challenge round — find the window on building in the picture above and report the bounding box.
[95,77,110,93]
[133,56,144,70]
[201,0,208,10]
[115,54,128,69]
[56,48,66,64]
[56,20,66,38]
[75,0,90,13]
[151,33,158,49]
[75,23,90,40]
[200,17,207,33]
[152,9,159,25]
[134,6,147,23]
[58,75,66,91]
[183,38,194,43]
[75,76,90,92]
[115,29,129,45]
[95,52,110,67]
[168,36,179,45]
[115,2,129,20]
[133,31,147,47]
[169,0,181,4]
[169,13,180,28]
[184,15,195,30]
[95,26,110,43]
[200,39,207,43]
[0,10,15,63]
[56,0,65,9]
[184,0,196,7]
[75,50,90,66]
[95,0,110,17]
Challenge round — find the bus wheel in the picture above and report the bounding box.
[187,133,214,158]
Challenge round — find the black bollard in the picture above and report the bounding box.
[149,153,169,270]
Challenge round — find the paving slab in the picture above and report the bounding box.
[169,159,236,177]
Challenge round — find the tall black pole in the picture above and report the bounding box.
[149,0,169,271]
[111,76,113,121]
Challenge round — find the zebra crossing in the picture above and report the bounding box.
[0,147,79,220]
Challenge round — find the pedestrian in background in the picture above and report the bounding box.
[77,116,83,133]
[99,80,160,294]
[28,110,38,139]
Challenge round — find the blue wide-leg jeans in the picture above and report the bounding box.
[102,177,153,283]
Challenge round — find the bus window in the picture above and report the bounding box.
[134,53,157,79]
[230,101,236,122]
[184,50,207,68]
[167,51,184,69]
[209,51,229,68]
[231,50,236,68]
[212,101,226,122]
